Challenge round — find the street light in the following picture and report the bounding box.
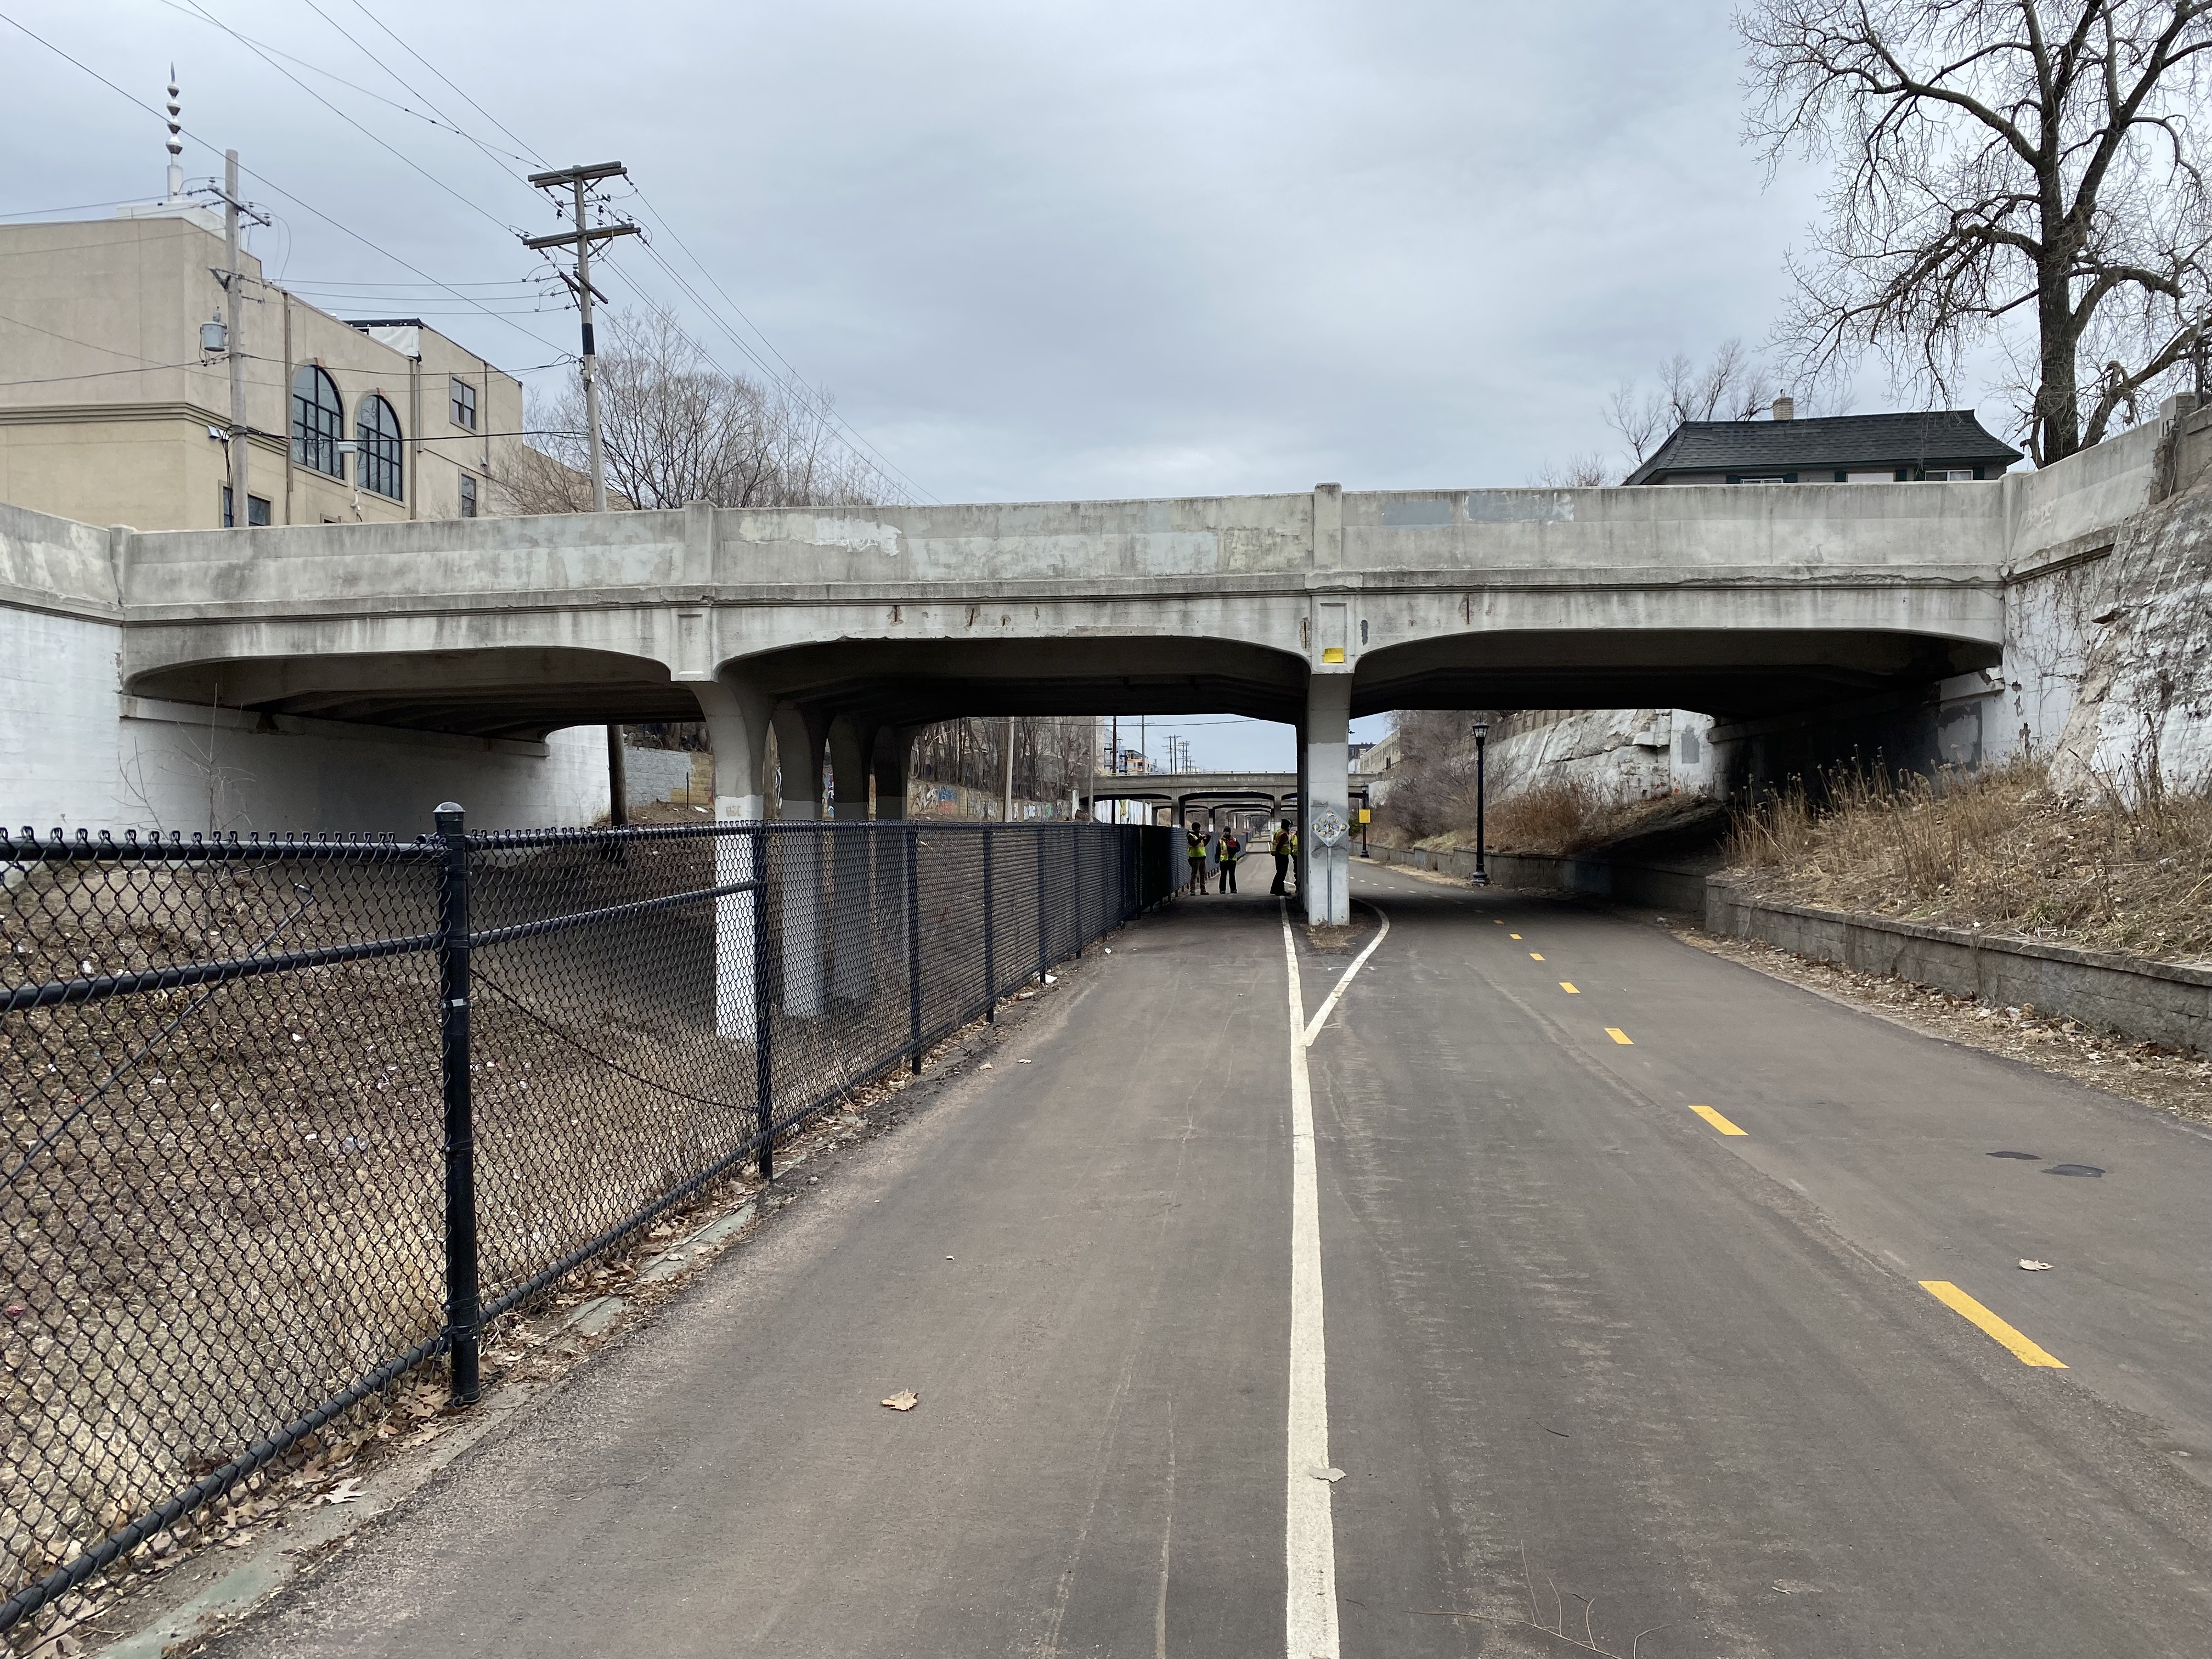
[1470,720,1490,886]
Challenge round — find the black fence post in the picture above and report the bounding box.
[981,825,996,1021]
[435,802,482,1408]
[905,825,923,1071]
[1035,826,1049,980]
[753,825,774,1182]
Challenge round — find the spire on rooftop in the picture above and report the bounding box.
[163,69,186,204]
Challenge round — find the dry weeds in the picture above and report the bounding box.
[1726,759,2212,964]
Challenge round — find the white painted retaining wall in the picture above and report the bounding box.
[2,501,609,834]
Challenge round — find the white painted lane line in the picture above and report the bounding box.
[1280,901,1340,1659]
[1301,900,1392,1046]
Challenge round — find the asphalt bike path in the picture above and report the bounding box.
[197,867,2210,1656]
[1316,861,2209,1656]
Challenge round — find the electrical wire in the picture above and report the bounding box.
[295,0,537,182]
[624,186,933,502]
[346,0,550,170]
[298,0,926,500]
[149,0,537,168]
[179,0,523,237]
[0,6,567,362]
[0,199,143,221]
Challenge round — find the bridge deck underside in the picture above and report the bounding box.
[126,627,1999,742]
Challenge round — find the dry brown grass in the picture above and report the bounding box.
[1726,758,2212,963]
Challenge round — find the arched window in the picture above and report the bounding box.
[291,366,344,478]
[357,394,404,501]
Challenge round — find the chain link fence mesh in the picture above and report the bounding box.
[1,817,1176,1633]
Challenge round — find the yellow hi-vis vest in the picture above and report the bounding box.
[1187,832,1206,860]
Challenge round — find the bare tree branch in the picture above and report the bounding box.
[1741,0,2212,462]
[501,302,909,514]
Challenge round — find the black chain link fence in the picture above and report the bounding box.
[0,811,1176,1633]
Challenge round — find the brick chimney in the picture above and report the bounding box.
[1771,395,1795,421]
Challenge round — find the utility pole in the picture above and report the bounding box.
[523,163,640,512]
[210,150,266,526]
[224,151,246,522]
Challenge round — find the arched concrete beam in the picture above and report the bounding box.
[1345,625,2001,721]
[124,646,695,741]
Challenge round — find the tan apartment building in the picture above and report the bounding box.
[0,200,533,530]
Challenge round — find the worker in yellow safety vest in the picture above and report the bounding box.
[1269,820,1295,895]
[1218,828,1242,893]
[1186,822,1209,895]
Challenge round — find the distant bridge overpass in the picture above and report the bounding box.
[1087,772,1371,825]
[0,416,2168,921]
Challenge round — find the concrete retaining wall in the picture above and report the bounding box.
[1705,884,2212,1053]
[1358,843,1709,912]
[621,744,697,809]
[1364,844,2209,1052]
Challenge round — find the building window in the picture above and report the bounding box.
[450,376,477,430]
[459,473,478,518]
[221,487,271,527]
[357,394,404,501]
[292,366,345,477]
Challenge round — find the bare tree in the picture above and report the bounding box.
[1527,453,1618,486]
[503,302,907,512]
[1741,0,2212,463]
[1606,338,1782,460]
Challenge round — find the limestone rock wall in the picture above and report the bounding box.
[2048,476,2212,796]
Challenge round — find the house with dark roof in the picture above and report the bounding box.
[1623,400,2023,486]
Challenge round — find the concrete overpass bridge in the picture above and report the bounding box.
[1088,772,1372,826]
[1,420,2163,921]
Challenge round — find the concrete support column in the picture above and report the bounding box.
[688,672,773,1039]
[872,726,912,821]
[1304,676,1351,926]
[770,704,831,1018]
[826,716,876,1005]
[1293,723,1308,903]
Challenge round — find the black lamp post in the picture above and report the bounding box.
[1470,720,1489,885]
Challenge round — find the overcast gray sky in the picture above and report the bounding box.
[2,0,1984,769]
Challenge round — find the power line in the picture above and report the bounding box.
[149,0,537,167]
[346,0,549,170]
[619,200,936,503]
[286,2,927,501]
[180,0,523,237]
[0,199,143,221]
[0,6,567,362]
[295,0,538,180]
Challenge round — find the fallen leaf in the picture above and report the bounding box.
[2019,1259,2053,1271]
[1016,1058,1032,1064]
[1307,1466,1345,1482]
[980,1062,993,1069]
[319,1477,364,1505]
[881,1389,919,1411]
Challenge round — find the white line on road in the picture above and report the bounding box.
[1280,900,1340,1659]
[1302,901,1392,1046]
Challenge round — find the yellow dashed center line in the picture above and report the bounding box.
[1689,1104,1746,1136]
[1559,981,1579,994]
[1509,933,1521,939]
[1920,1281,2067,1367]
[1605,1028,1633,1045]
[1529,952,1544,961]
